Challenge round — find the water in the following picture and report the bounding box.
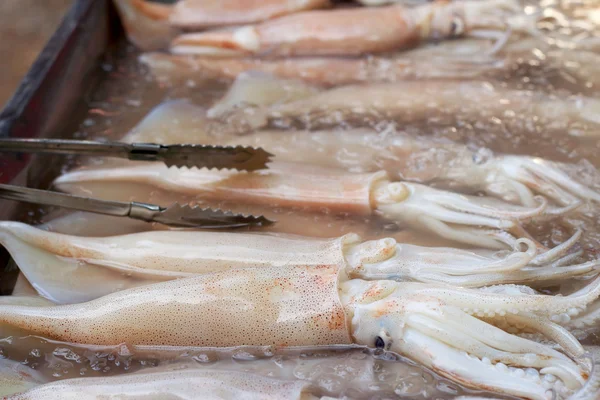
[0,335,496,399]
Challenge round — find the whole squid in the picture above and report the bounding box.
[54,160,560,250]
[177,72,600,139]
[170,0,531,57]
[238,80,600,138]
[115,0,533,55]
[0,263,597,399]
[1,221,596,304]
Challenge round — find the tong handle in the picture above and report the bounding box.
[0,138,164,162]
[0,183,159,221]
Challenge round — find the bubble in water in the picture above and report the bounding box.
[114,354,133,370]
[89,357,107,371]
[395,374,427,397]
[232,351,260,361]
[192,353,214,364]
[139,359,159,368]
[53,347,82,363]
[82,118,95,127]
[294,363,324,380]
[317,373,343,393]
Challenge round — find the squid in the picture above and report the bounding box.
[1,221,596,304]
[124,99,600,210]
[116,0,531,54]
[139,36,600,91]
[139,49,504,87]
[169,0,531,57]
[53,160,563,249]
[7,369,321,400]
[232,80,600,138]
[0,263,597,399]
[188,72,600,139]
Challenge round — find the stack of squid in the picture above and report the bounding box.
[1,0,600,399]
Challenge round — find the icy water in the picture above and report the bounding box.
[1,0,600,398]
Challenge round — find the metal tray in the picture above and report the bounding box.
[0,0,124,294]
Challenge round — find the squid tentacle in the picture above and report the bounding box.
[530,229,583,266]
[501,313,586,361]
[485,156,600,208]
[373,180,554,249]
[399,275,600,317]
[405,312,584,389]
[564,300,600,340]
[415,260,599,288]
[398,327,573,400]
[550,251,585,268]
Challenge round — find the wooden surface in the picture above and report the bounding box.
[0,0,73,107]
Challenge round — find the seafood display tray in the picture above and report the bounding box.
[0,0,123,294]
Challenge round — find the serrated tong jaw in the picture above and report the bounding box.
[160,144,274,170]
[0,139,274,171]
[0,183,274,229]
[136,202,274,228]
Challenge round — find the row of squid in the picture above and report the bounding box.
[1,0,600,399]
[116,0,600,139]
[1,71,600,399]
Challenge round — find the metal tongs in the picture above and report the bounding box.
[0,184,272,228]
[0,138,274,228]
[0,138,273,171]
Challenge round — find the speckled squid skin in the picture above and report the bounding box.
[0,221,351,277]
[0,219,360,304]
[0,264,353,348]
[7,369,315,400]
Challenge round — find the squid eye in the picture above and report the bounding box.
[450,17,465,37]
[375,336,385,349]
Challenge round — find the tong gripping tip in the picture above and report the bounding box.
[0,138,273,171]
